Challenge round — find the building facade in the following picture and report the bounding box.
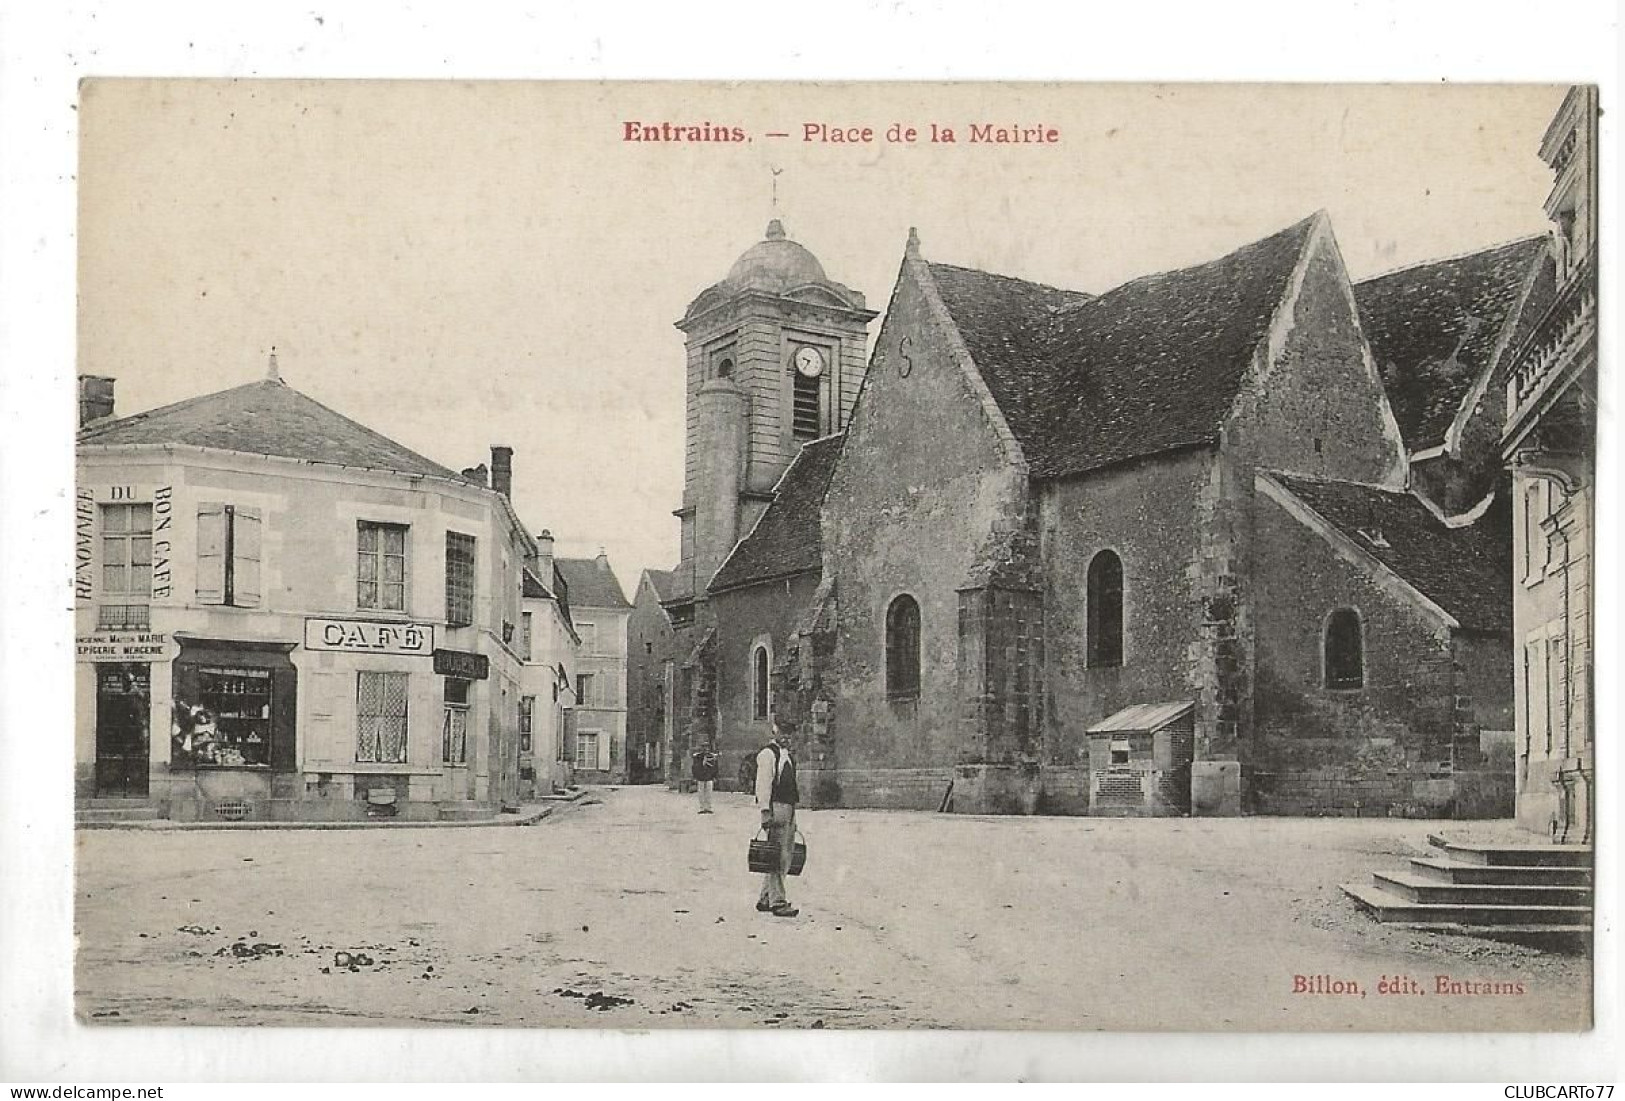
[517,529,580,797]
[76,370,538,821]
[625,568,679,784]
[555,553,631,783]
[1502,86,1599,841]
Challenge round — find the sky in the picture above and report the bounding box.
[77,81,1568,593]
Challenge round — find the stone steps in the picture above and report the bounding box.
[76,803,162,824]
[1342,882,1591,926]
[1425,834,1594,867]
[1370,871,1589,908]
[1407,856,1590,887]
[1343,834,1592,944]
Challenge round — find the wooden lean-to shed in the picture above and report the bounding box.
[1085,701,1196,816]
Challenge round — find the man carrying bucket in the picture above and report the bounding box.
[754,721,800,918]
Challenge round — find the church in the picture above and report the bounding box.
[632,211,1546,817]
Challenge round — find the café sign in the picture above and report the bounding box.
[77,631,170,663]
[304,617,435,656]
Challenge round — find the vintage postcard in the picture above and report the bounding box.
[70,80,1597,1034]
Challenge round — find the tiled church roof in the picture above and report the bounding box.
[709,434,844,594]
[930,215,1318,479]
[77,378,463,480]
[1353,236,1547,452]
[1269,472,1511,633]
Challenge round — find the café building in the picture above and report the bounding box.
[75,364,535,821]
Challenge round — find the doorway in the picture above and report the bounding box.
[95,662,150,796]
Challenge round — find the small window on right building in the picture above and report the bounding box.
[1324,607,1364,689]
[1086,550,1123,668]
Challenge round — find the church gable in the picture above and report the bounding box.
[1226,213,1408,488]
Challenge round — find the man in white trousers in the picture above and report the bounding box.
[690,745,717,813]
[754,722,800,918]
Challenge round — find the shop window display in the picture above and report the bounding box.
[172,666,273,767]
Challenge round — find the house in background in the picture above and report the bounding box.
[626,568,679,784]
[76,361,535,821]
[555,552,631,783]
[1502,85,1598,842]
[516,528,580,797]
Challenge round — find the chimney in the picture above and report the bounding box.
[461,463,488,488]
[78,375,115,428]
[491,446,514,499]
[536,529,555,585]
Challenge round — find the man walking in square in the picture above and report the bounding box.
[754,721,800,918]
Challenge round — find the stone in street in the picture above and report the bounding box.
[74,788,1588,1029]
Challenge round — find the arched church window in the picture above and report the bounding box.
[1324,608,1364,689]
[1086,550,1124,668]
[886,594,921,700]
[716,357,734,379]
[752,642,771,719]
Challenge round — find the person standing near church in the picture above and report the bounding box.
[690,744,718,813]
[754,721,800,917]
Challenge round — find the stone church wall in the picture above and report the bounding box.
[709,571,821,789]
[1250,488,1502,816]
[1039,448,1213,772]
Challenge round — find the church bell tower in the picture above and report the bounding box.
[669,219,877,619]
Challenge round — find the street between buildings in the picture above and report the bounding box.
[75,786,1589,1031]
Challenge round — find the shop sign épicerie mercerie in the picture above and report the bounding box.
[303,617,435,656]
[76,631,171,662]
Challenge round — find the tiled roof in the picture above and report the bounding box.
[1270,472,1510,633]
[77,379,463,480]
[708,434,844,594]
[522,567,552,600]
[1354,237,1546,452]
[929,215,1317,479]
[556,556,631,610]
[642,568,679,603]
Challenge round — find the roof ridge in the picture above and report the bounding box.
[76,378,271,440]
[273,382,463,480]
[1265,468,1410,494]
[1095,213,1321,301]
[925,261,1094,301]
[1354,233,1547,286]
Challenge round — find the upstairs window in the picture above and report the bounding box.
[197,503,262,608]
[98,503,153,630]
[1324,608,1364,690]
[445,531,476,626]
[519,695,535,754]
[358,521,408,612]
[885,594,921,700]
[1086,551,1124,668]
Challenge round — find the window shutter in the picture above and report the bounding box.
[233,506,262,607]
[196,503,226,604]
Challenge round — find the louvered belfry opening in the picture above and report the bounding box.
[792,369,821,439]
